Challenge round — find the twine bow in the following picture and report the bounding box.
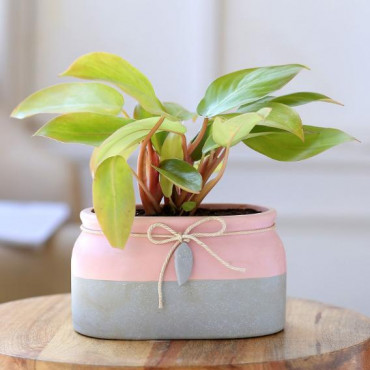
[147,216,246,309]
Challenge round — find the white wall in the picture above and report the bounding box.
[33,0,219,116]
[4,0,370,315]
[211,0,370,316]
[220,0,370,134]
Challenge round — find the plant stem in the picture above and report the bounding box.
[174,134,191,207]
[187,118,209,156]
[180,134,190,163]
[147,141,162,203]
[168,196,177,211]
[136,148,155,214]
[198,153,206,171]
[131,168,161,214]
[208,150,215,166]
[176,118,209,208]
[192,146,230,210]
[202,148,225,184]
[137,116,165,214]
[122,109,130,118]
[197,154,209,179]
[176,189,189,208]
[177,149,220,209]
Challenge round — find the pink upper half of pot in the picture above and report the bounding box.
[72,204,286,282]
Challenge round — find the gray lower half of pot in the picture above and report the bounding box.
[71,275,286,340]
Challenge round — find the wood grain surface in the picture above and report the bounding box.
[0,294,369,369]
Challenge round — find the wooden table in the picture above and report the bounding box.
[0,295,369,369]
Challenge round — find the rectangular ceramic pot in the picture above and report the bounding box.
[71,204,286,339]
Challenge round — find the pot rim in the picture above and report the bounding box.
[80,203,276,232]
[80,203,276,219]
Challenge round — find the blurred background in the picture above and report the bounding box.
[0,0,369,314]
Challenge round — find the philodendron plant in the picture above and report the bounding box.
[12,52,354,248]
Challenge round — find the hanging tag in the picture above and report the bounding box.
[174,242,193,286]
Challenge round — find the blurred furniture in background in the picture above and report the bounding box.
[0,224,79,303]
[0,111,81,302]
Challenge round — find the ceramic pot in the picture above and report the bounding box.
[71,204,286,339]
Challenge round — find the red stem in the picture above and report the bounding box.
[187,118,209,156]
[131,168,161,213]
[202,148,225,184]
[137,147,155,214]
[147,141,163,203]
[192,147,230,211]
[137,116,165,214]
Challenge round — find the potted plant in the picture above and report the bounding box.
[12,52,354,340]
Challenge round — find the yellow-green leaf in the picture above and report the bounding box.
[93,155,135,248]
[271,92,342,107]
[60,52,164,115]
[133,104,154,120]
[243,125,355,161]
[35,113,133,146]
[11,82,124,118]
[212,111,269,147]
[95,117,186,167]
[163,102,197,121]
[134,102,195,122]
[238,92,342,112]
[260,103,304,140]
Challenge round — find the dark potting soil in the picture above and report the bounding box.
[93,207,260,217]
[190,207,260,216]
[135,206,260,217]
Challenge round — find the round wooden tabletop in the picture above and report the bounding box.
[0,295,369,369]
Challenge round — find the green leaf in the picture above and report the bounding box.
[93,155,135,248]
[95,117,186,166]
[163,102,197,121]
[133,104,168,152]
[237,96,276,113]
[133,104,168,151]
[11,82,124,118]
[243,125,355,161]
[159,133,184,197]
[197,64,307,117]
[182,201,197,212]
[60,52,165,115]
[259,103,304,140]
[134,102,195,121]
[239,92,342,112]
[133,104,154,120]
[151,132,168,153]
[160,133,184,159]
[153,159,202,193]
[202,133,219,154]
[271,92,342,107]
[35,113,133,146]
[212,111,269,147]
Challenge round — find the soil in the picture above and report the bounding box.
[135,206,260,217]
[93,207,260,217]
